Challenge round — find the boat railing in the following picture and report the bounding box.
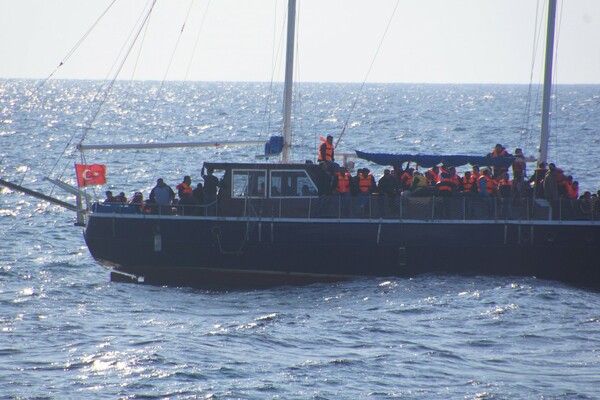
[91,201,214,216]
[90,194,598,223]
[235,194,598,223]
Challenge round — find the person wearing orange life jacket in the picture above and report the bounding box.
[176,175,193,196]
[333,167,351,216]
[400,168,414,190]
[436,167,459,196]
[461,170,478,219]
[425,165,440,185]
[565,179,579,200]
[488,143,511,178]
[497,172,512,197]
[357,168,375,214]
[176,175,199,215]
[318,135,335,164]
[334,168,351,193]
[358,169,375,193]
[490,143,508,158]
[477,168,498,218]
[461,171,478,193]
[477,168,497,197]
[471,165,481,180]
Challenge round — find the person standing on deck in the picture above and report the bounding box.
[488,143,510,178]
[378,169,398,216]
[357,168,375,215]
[333,166,351,217]
[529,162,548,198]
[543,164,559,219]
[176,175,199,215]
[202,167,220,215]
[318,135,335,164]
[512,148,526,180]
[478,168,497,218]
[192,183,205,213]
[149,178,175,215]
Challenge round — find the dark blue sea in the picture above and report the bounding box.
[1,80,600,399]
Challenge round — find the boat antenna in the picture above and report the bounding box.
[538,0,557,165]
[281,0,296,163]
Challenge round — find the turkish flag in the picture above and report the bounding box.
[75,164,107,187]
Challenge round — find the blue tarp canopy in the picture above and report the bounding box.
[355,150,515,168]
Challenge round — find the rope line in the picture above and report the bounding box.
[335,0,401,149]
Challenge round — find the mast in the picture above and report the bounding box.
[281,0,296,163]
[538,0,557,165]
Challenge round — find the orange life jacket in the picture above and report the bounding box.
[492,148,508,157]
[400,172,412,188]
[318,138,334,161]
[336,172,351,193]
[437,175,456,192]
[565,182,578,200]
[177,182,193,195]
[426,168,440,185]
[462,175,476,192]
[478,175,497,194]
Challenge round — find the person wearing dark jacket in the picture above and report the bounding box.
[202,167,220,215]
[378,169,398,215]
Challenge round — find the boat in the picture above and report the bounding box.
[2,0,599,289]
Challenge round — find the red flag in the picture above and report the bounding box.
[75,164,107,187]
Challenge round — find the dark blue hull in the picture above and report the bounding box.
[84,213,600,289]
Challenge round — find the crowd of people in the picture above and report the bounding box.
[98,142,598,219]
[318,140,600,218]
[102,167,221,216]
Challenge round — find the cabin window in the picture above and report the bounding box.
[231,170,267,198]
[270,170,318,198]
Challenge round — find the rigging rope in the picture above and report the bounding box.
[260,1,286,147]
[50,0,158,176]
[48,0,158,200]
[551,0,564,165]
[1,0,118,191]
[519,0,543,154]
[148,0,200,181]
[36,0,119,92]
[335,0,401,150]
[184,0,212,81]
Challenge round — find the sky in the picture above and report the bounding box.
[0,0,599,84]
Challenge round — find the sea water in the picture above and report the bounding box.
[1,80,599,399]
